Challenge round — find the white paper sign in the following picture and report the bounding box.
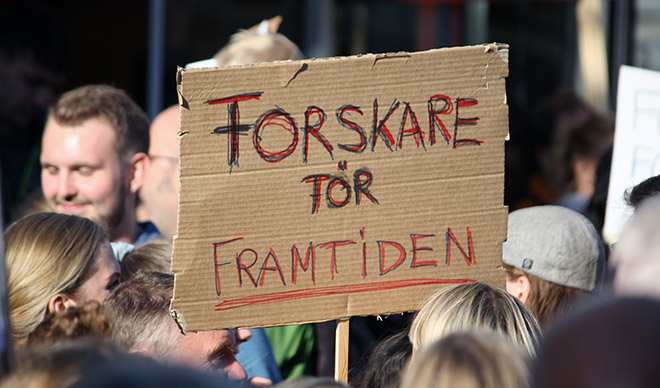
[604,65,660,243]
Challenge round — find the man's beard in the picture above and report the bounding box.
[97,175,127,238]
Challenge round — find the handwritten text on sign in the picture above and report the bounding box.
[171,45,509,331]
[207,91,481,213]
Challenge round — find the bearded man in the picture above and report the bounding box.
[40,84,158,245]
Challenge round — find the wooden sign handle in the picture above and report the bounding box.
[334,319,350,383]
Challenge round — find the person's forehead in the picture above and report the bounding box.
[149,107,179,157]
[194,329,234,346]
[42,116,120,163]
[175,328,234,356]
[209,329,234,342]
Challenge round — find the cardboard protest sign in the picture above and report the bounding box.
[171,44,509,332]
[604,65,660,243]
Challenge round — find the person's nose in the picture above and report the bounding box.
[236,328,252,344]
[224,358,247,382]
[57,171,77,200]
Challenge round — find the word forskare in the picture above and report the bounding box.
[211,227,475,296]
[205,92,481,169]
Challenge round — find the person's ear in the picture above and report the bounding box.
[247,15,282,34]
[507,275,531,304]
[47,293,78,313]
[516,275,532,304]
[266,15,282,34]
[128,152,150,194]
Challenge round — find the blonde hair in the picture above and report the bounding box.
[400,332,530,388]
[120,237,172,282]
[4,212,107,345]
[213,28,303,66]
[409,283,542,357]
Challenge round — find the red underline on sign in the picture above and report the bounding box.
[214,278,476,311]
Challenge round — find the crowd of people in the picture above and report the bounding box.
[2,6,660,388]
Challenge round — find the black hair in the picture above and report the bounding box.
[355,330,412,388]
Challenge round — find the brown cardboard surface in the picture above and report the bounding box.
[172,44,509,332]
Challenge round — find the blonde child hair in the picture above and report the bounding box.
[401,332,530,388]
[409,282,542,357]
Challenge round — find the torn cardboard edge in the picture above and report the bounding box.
[175,42,509,91]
